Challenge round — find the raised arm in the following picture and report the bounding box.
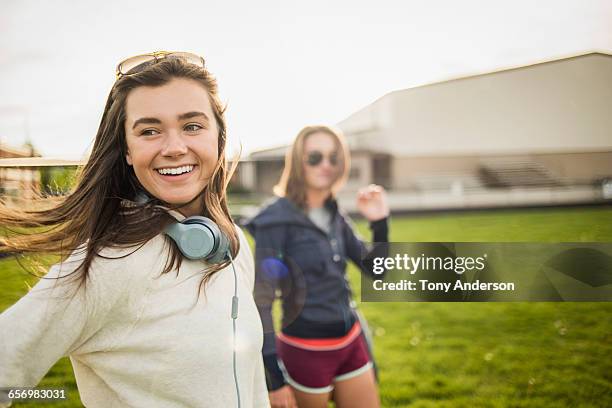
[342,184,390,280]
[342,214,389,280]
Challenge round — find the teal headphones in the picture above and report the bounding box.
[165,215,231,263]
[135,191,231,263]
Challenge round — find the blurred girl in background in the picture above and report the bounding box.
[246,125,389,408]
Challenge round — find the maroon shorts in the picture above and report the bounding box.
[276,322,373,393]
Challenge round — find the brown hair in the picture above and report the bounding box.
[0,57,239,298]
[273,125,350,209]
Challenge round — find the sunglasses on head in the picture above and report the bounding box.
[115,51,205,79]
[305,151,339,167]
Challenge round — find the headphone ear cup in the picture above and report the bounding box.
[165,222,215,260]
[165,216,230,263]
[208,225,230,264]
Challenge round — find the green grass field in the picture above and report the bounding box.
[1,206,611,407]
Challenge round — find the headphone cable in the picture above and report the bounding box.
[229,254,241,408]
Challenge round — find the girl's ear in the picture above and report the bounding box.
[126,151,133,166]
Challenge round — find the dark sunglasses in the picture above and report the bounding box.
[305,151,339,167]
[115,51,205,79]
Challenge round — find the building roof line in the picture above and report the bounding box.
[0,143,40,157]
[374,50,611,104]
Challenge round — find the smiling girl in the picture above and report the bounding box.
[0,52,269,407]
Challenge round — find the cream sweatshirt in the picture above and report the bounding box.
[0,225,270,408]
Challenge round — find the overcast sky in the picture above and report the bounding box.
[0,0,610,159]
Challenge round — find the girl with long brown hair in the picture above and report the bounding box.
[246,125,389,408]
[0,52,268,407]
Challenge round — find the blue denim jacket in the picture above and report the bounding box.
[244,196,388,391]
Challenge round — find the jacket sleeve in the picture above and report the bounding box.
[0,250,127,404]
[247,224,288,392]
[253,348,272,407]
[342,214,390,280]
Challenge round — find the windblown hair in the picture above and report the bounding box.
[273,125,350,209]
[0,57,239,297]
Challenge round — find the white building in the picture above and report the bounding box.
[241,52,612,212]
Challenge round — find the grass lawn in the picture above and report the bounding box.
[1,205,611,407]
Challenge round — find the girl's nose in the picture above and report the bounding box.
[161,131,188,156]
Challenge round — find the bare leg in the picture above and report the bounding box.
[291,387,331,408]
[332,366,380,408]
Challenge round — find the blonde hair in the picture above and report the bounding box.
[273,125,350,209]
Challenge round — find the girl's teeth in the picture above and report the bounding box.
[157,165,194,175]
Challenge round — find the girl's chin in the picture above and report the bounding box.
[310,183,333,191]
[159,196,200,206]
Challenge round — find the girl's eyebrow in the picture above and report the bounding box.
[178,111,209,121]
[132,111,209,129]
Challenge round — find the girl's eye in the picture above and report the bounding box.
[140,129,159,136]
[185,123,203,132]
